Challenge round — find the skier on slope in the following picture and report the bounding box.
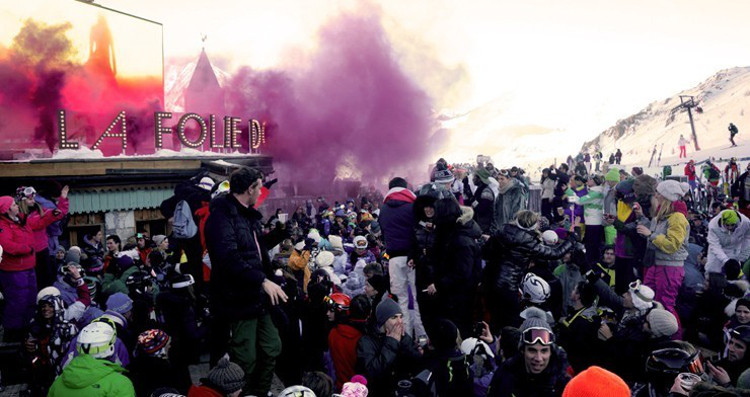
[678,134,689,159]
[729,122,739,147]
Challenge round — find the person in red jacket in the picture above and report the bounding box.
[0,196,42,341]
[328,293,370,392]
[684,160,698,190]
[16,185,69,288]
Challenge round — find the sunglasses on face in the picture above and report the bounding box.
[521,327,555,346]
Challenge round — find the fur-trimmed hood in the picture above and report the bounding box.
[457,206,474,225]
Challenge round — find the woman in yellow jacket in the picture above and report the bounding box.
[636,180,690,337]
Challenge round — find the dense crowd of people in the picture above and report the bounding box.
[0,154,749,397]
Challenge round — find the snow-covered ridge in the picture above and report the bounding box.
[581,66,750,165]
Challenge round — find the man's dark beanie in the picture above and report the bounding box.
[389,177,408,189]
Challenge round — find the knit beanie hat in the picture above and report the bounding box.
[341,381,369,397]
[207,356,245,394]
[315,251,335,268]
[308,229,322,244]
[656,180,685,202]
[721,210,740,226]
[152,235,167,247]
[64,246,82,265]
[328,235,344,252]
[366,274,388,295]
[605,168,620,182]
[629,281,655,311]
[432,319,459,350]
[376,296,402,328]
[647,309,679,338]
[634,175,658,199]
[736,298,750,312]
[518,307,554,348]
[106,292,133,314]
[615,179,636,203]
[433,168,455,184]
[562,366,630,397]
[0,196,14,214]
[137,329,171,357]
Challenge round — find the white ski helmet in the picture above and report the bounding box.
[541,230,559,245]
[278,385,316,397]
[211,180,230,199]
[36,286,61,304]
[460,337,495,359]
[521,273,551,304]
[77,320,116,359]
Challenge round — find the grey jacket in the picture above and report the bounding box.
[490,179,526,235]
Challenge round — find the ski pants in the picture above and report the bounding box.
[0,269,37,336]
[230,314,282,396]
[644,265,684,338]
[679,146,686,158]
[389,256,426,338]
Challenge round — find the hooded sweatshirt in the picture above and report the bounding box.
[48,354,135,396]
[329,323,365,390]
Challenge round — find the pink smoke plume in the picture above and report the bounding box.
[0,18,162,156]
[224,11,444,188]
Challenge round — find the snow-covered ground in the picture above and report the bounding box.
[583,66,750,176]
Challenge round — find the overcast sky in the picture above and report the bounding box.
[95,0,750,159]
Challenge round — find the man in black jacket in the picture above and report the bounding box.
[487,307,571,397]
[356,297,423,396]
[205,167,288,396]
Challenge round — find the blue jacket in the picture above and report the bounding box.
[379,188,417,257]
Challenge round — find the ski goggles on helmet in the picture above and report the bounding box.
[323,295,350,313]
[521,327,555,346]
[498,169,510,178]
[17,186,36,199]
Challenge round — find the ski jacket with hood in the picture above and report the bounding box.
[27,197,68,252]
[329,323,365,390]
[48,354,135,396]
[487,223,573,292]
[0,214,36,272]
[379,187,417,257]
[705,211,750,275]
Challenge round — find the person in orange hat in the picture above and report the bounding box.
[563,366,630,397]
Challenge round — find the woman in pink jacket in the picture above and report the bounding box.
[16,186,69,288]
[0,186,68,341]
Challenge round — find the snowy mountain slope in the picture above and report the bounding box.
[581,66,750,167]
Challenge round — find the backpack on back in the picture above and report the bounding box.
[173,200,198,239]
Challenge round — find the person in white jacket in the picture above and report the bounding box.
[706,209,750,276]
[678,134,690,159]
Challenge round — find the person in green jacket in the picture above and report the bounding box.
[49,320,135,396]
[101,254,140,297]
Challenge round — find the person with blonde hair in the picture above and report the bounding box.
[636,180,690,337]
